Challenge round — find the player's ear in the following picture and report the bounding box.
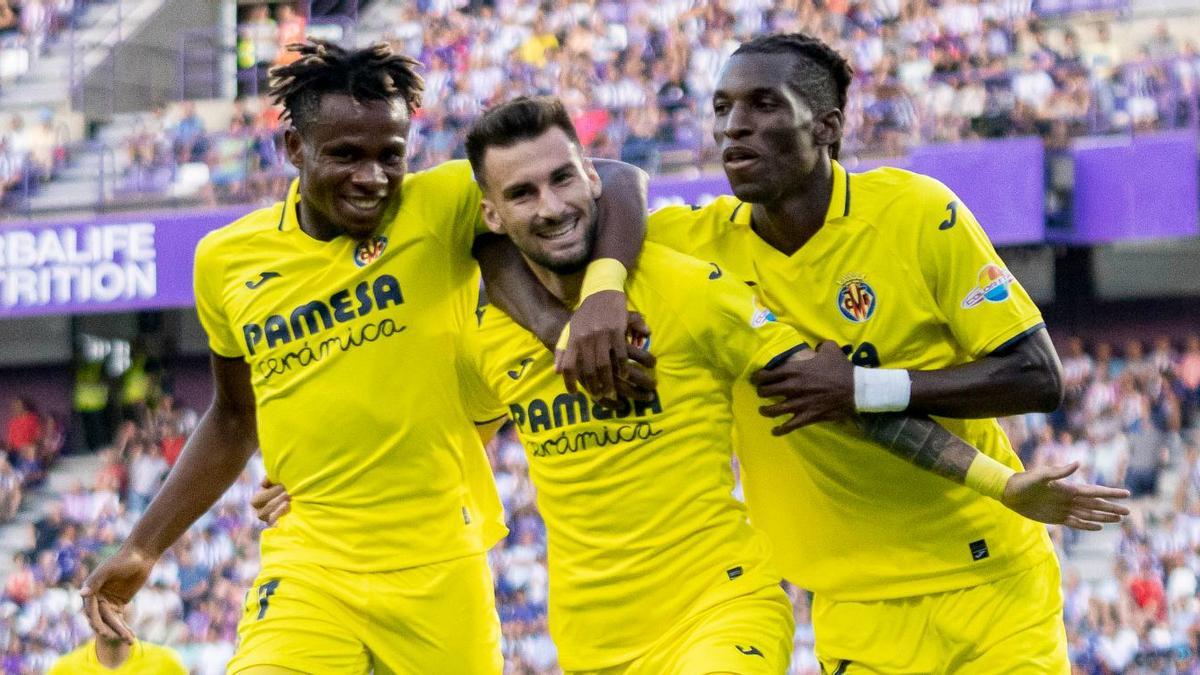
[582,158,602,200]
[284,127,305,170]
[480,199,506,236]
[813,109,844,150]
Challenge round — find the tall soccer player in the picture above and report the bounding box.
[77,41,649,674]
[640,33,1108,673]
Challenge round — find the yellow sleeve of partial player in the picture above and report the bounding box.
[193,231,244,358]
[914,179,1044,357]
[645,196,739,256]
[647,247,804,381]
[456,315,509,424]
[139,644,189,674]
[413,159,489,252]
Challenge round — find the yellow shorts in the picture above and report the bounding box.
[813,557,1068,674]
[226,552,502,675]
[572,584,795,675]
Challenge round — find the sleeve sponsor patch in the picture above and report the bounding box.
[961,264,1016,309]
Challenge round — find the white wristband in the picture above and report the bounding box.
[853,367,911,413]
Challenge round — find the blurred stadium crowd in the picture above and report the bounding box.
[0,332,1197,672]
[5,0,1200,208]
[0,0,1199,673]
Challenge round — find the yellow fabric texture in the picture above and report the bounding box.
[48,639,187,674]
[227,554,502,674]
[812,557,1069,674]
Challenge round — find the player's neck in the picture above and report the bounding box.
[749,158,833,256]
[525,256,585,307]
[95,637,131,668]
[296,201,343,242]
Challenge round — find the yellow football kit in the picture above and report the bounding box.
[647,161,1064,672]
[459,243,800,673]
[48,639,187,674]
[195,160,505,673]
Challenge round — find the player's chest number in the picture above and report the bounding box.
[840,341,881,368]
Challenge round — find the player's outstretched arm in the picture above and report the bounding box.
[753,330,1064,424]
[476,160,652,402]
[905,328,1064,418]
[81,354,258,643]
[755,347,1127,528]
[855,413,1129,530]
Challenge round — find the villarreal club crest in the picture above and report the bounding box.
[837,274,877,323]
[354,235,388,267]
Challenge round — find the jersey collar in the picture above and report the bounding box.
[277,179,302,232]
[826,159,851,223]
[729,159,851,227]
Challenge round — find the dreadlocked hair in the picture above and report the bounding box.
[268,39,425,134]
[732,33,853,159]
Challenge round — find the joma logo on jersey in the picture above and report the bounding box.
[241,274,404,355]
[509,392,663,434]
[837,276,876,323]
[353,236,388,267]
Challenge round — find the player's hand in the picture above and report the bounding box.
[556,292,635,402]
[1001,462,1131,531]
[80,545,155,644]
[251,477,291,526]
[612,311,656,405]
[753,341,855,434]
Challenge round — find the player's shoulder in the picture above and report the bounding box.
[648,195,745,243]
[401,159,477,197]
[649,194,742,222]
[196,201,285,260]
[139,641,187,670]
[46,643,89,672]
[853,166,956,212]
[850,165,957,238]
[470,299,528,354]
[629,242,733,306]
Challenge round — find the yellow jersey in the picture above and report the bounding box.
[48,639,187,674]
[460,243,802,670]
[194,160,504,572]
[646,161,1053,601]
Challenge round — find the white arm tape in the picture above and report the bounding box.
[853,366,912,413]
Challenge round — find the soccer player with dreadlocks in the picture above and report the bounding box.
[642,33,1115,673]
[79,40,649,674]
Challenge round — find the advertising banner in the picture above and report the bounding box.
[0,207,246,318]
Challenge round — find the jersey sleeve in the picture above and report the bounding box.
[456,316,509,424]
[193,232,244,358]
[655,251,805,382]
[412,159,488,254]
[645,204,703,253]
[644,197,739,256]
[914,179,1044,357]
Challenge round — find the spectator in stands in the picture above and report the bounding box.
[171,101,208,164]
[0,455,20,521]
[5,397,41,455]
[26,108,56,180]
[0,1,15,37]
[273,3,305,67]
[34,502,65,551]
[4,552,34,606]
[126,442,168,516]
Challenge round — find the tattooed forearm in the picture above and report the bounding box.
[854,413,978,485]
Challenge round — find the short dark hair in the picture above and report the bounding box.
[268,39,424,135]
[732,33,854,158]
[465,96,582,187]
